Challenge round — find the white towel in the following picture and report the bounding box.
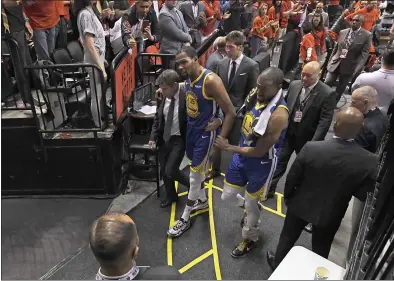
[252,89,283,137]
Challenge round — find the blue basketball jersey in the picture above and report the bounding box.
[239,89,288,158]
[185,69,217,131]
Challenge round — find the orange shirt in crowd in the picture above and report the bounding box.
[23,0,59,30]
[312,29,326,53]
[346,7,379,31]
[300,33,317,62]
[254,0,273,9]
[55,1,70,21]
[268,1,290,29]
[128,0,136,6]
[250,15,272,39]
[202,0,221,36]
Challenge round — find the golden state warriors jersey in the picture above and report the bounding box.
[185,69,217,131]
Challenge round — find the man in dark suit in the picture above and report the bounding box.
[178,0,206,49]
[267,62,336,198]
[267,107,378,270]
[207,30,259,180]
[325,14,372,102]
[158,0,192,69]
[149,70,190,208]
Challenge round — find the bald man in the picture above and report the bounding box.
[90,213,181,280]
[267,107,378,271]
[351,86,389,153]
[267,61,336,199]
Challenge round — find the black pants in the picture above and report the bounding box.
[324,69,352,103]
[159,136,190,200]
[269,135,300,193]
[274,211,343,265]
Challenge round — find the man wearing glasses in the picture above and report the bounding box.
[325,14,372,103]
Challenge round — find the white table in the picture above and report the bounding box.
[269,246,346,280]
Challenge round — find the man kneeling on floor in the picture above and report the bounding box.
[214,67,289,258]
[90,212,182,280]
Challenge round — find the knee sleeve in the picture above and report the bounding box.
[242,194,261,241]
[221,184,239,202]
[188,171,204,201]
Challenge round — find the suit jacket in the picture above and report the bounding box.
[285,80,336,151]
[178,1,206,48]
[206,50,226,72]
[216,55,259,108]
[285,138,378,227]
[150,84,187,145]
[158,4,190,54]
[327,27,372,76]
[355,107,389,153]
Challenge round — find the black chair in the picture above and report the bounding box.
[125,83,161,196]
[67,41,84,63]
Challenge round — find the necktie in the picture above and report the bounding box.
[229,61,237,85]
[346,31,355,47]
[163,97,175,142]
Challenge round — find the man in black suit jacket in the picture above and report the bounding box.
[149,70,189,208]
[267,62,336,198]
[207,30,259,180]
[267,107,378,270]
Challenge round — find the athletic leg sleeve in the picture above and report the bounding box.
[242,193,261,242]
[221,184,240,203]
[188,170,205,201]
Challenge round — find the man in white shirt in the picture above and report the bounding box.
[149,70,190,208]
[352,48,394,115]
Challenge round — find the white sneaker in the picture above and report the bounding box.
[191,199,208,212]
[167,218,191,238]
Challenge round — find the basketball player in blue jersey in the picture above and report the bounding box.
[214,67,289,258]
[167,46,236,238]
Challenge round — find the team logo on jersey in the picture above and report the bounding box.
[186,91,199,118]
[241,111,255,136]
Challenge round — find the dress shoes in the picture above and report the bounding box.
[304,223,313,233]
[266,250,277,271]
[160,197,178,208]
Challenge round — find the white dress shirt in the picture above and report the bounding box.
[163,87,181,137]
[228,53,244,81]
[190,1,199,18]
[300,80,319,104]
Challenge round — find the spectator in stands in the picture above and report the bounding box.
[268,0,292,38]
[113,0,132,20]
[75,0,106,128]
[23,0,59,61]
[294,22,317,79]
[327,0,342,25]
[158,0,191,69]
[221,0,246,34]
[55,1,70,49]
[345,0,380,32]
[178,0,207,49]
[241,0,254,37]
[121,0,160,52]
[310,13,326,65]
[90,213,182,280]
[325,14,372,103]
[352,48,394,115]
[208,30,259,180]
[267,62,336,199]
[249,4,273,58]
[201,0,222,41]
[206,36,227,72]
[1,0,34,107]
[267,107,378,271]
[307,2,329,29]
